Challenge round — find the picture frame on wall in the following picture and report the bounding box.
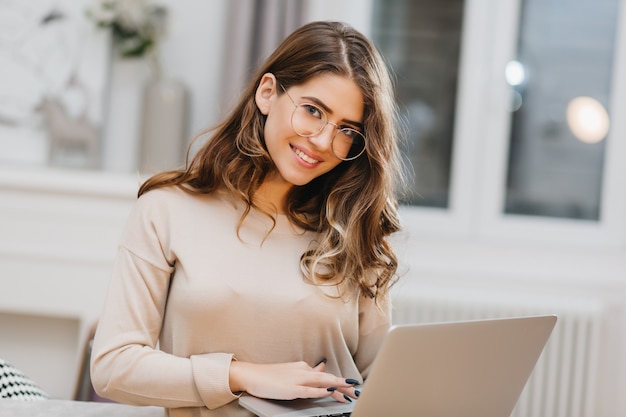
[0,1,110,170]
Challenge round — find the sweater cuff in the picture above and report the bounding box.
[190,353,240,410]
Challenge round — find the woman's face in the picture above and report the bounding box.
[255,73,365,187]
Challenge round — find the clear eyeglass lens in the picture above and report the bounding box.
[292,104,326,136]
[291,104,366,161]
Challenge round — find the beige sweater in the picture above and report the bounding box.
[90,186,391,417]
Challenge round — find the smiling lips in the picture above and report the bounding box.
[293,146,320,164]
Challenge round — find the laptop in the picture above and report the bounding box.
[239,315,557,417]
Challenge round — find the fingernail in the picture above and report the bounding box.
[315,358,327,366]
[355,390,361,397]
[343,394,353,403]
[345,378,359,385]
[327,387,337,392]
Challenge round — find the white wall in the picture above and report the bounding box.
[156,0,230,134]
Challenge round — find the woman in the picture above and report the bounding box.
[90,20,403,417]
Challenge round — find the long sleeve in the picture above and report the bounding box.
[90,191,239,410]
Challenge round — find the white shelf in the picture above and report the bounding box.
[0,165,141,199]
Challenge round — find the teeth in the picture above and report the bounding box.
[294,148,319,164]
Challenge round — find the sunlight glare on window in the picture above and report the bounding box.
[566,96,610,144]
[505,60,526,86]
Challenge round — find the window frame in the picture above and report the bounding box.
[474,0,626,248]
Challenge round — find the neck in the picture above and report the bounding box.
[254,175,292,214]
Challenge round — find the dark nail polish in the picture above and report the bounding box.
[343,394,353,403]
[355,390,361,397]
[315,358,327,366]
[327,387,337,392]
[345,378,359,385]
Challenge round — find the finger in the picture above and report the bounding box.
[296,386,336,399]
[335,385,361,400]
[295,377,352,400]
[299,371,351,389]
[329,390,352,403]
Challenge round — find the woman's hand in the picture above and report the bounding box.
[229,359,359,402]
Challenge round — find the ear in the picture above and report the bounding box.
[255,73,277,115]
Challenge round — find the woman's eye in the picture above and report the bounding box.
[303,104,323,119]
[341,128,358,138]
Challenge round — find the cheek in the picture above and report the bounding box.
[263,112,295,153]
[325,161,344,175]
[261,121,288,165]
[263,112,285,142]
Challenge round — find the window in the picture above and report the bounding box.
[367,0,626,246]
[371,0,465,208]
[504,0,618,221]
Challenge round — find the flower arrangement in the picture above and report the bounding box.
[86,0,167,59]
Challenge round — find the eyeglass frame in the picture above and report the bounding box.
[278,84,367,161]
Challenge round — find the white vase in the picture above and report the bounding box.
[139,78,189,174]
[101,56,151,173]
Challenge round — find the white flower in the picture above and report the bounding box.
[86,0,116,25]
[112,0,152,33]
[86,0,166,58]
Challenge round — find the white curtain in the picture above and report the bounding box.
[219,0,308,113]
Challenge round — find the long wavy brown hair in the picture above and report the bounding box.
[138,21,404,303]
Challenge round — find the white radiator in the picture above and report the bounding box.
[391,285,606,417]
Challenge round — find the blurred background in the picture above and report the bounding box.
[0,0,624,416]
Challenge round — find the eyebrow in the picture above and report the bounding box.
[301,95,364,129]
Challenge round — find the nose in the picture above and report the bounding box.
[307,123,336,153]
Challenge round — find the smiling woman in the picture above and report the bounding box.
[256,73,365,189]
[90,20,404,417]
[279,82,367,161]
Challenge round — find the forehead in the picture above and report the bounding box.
[289,74,365,124]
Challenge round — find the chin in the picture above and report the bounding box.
[277,169,317,187]
[288,177,314,187]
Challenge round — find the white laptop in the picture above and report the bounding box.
[239,315,557,417]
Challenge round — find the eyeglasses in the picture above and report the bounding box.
[280,85,367,161]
